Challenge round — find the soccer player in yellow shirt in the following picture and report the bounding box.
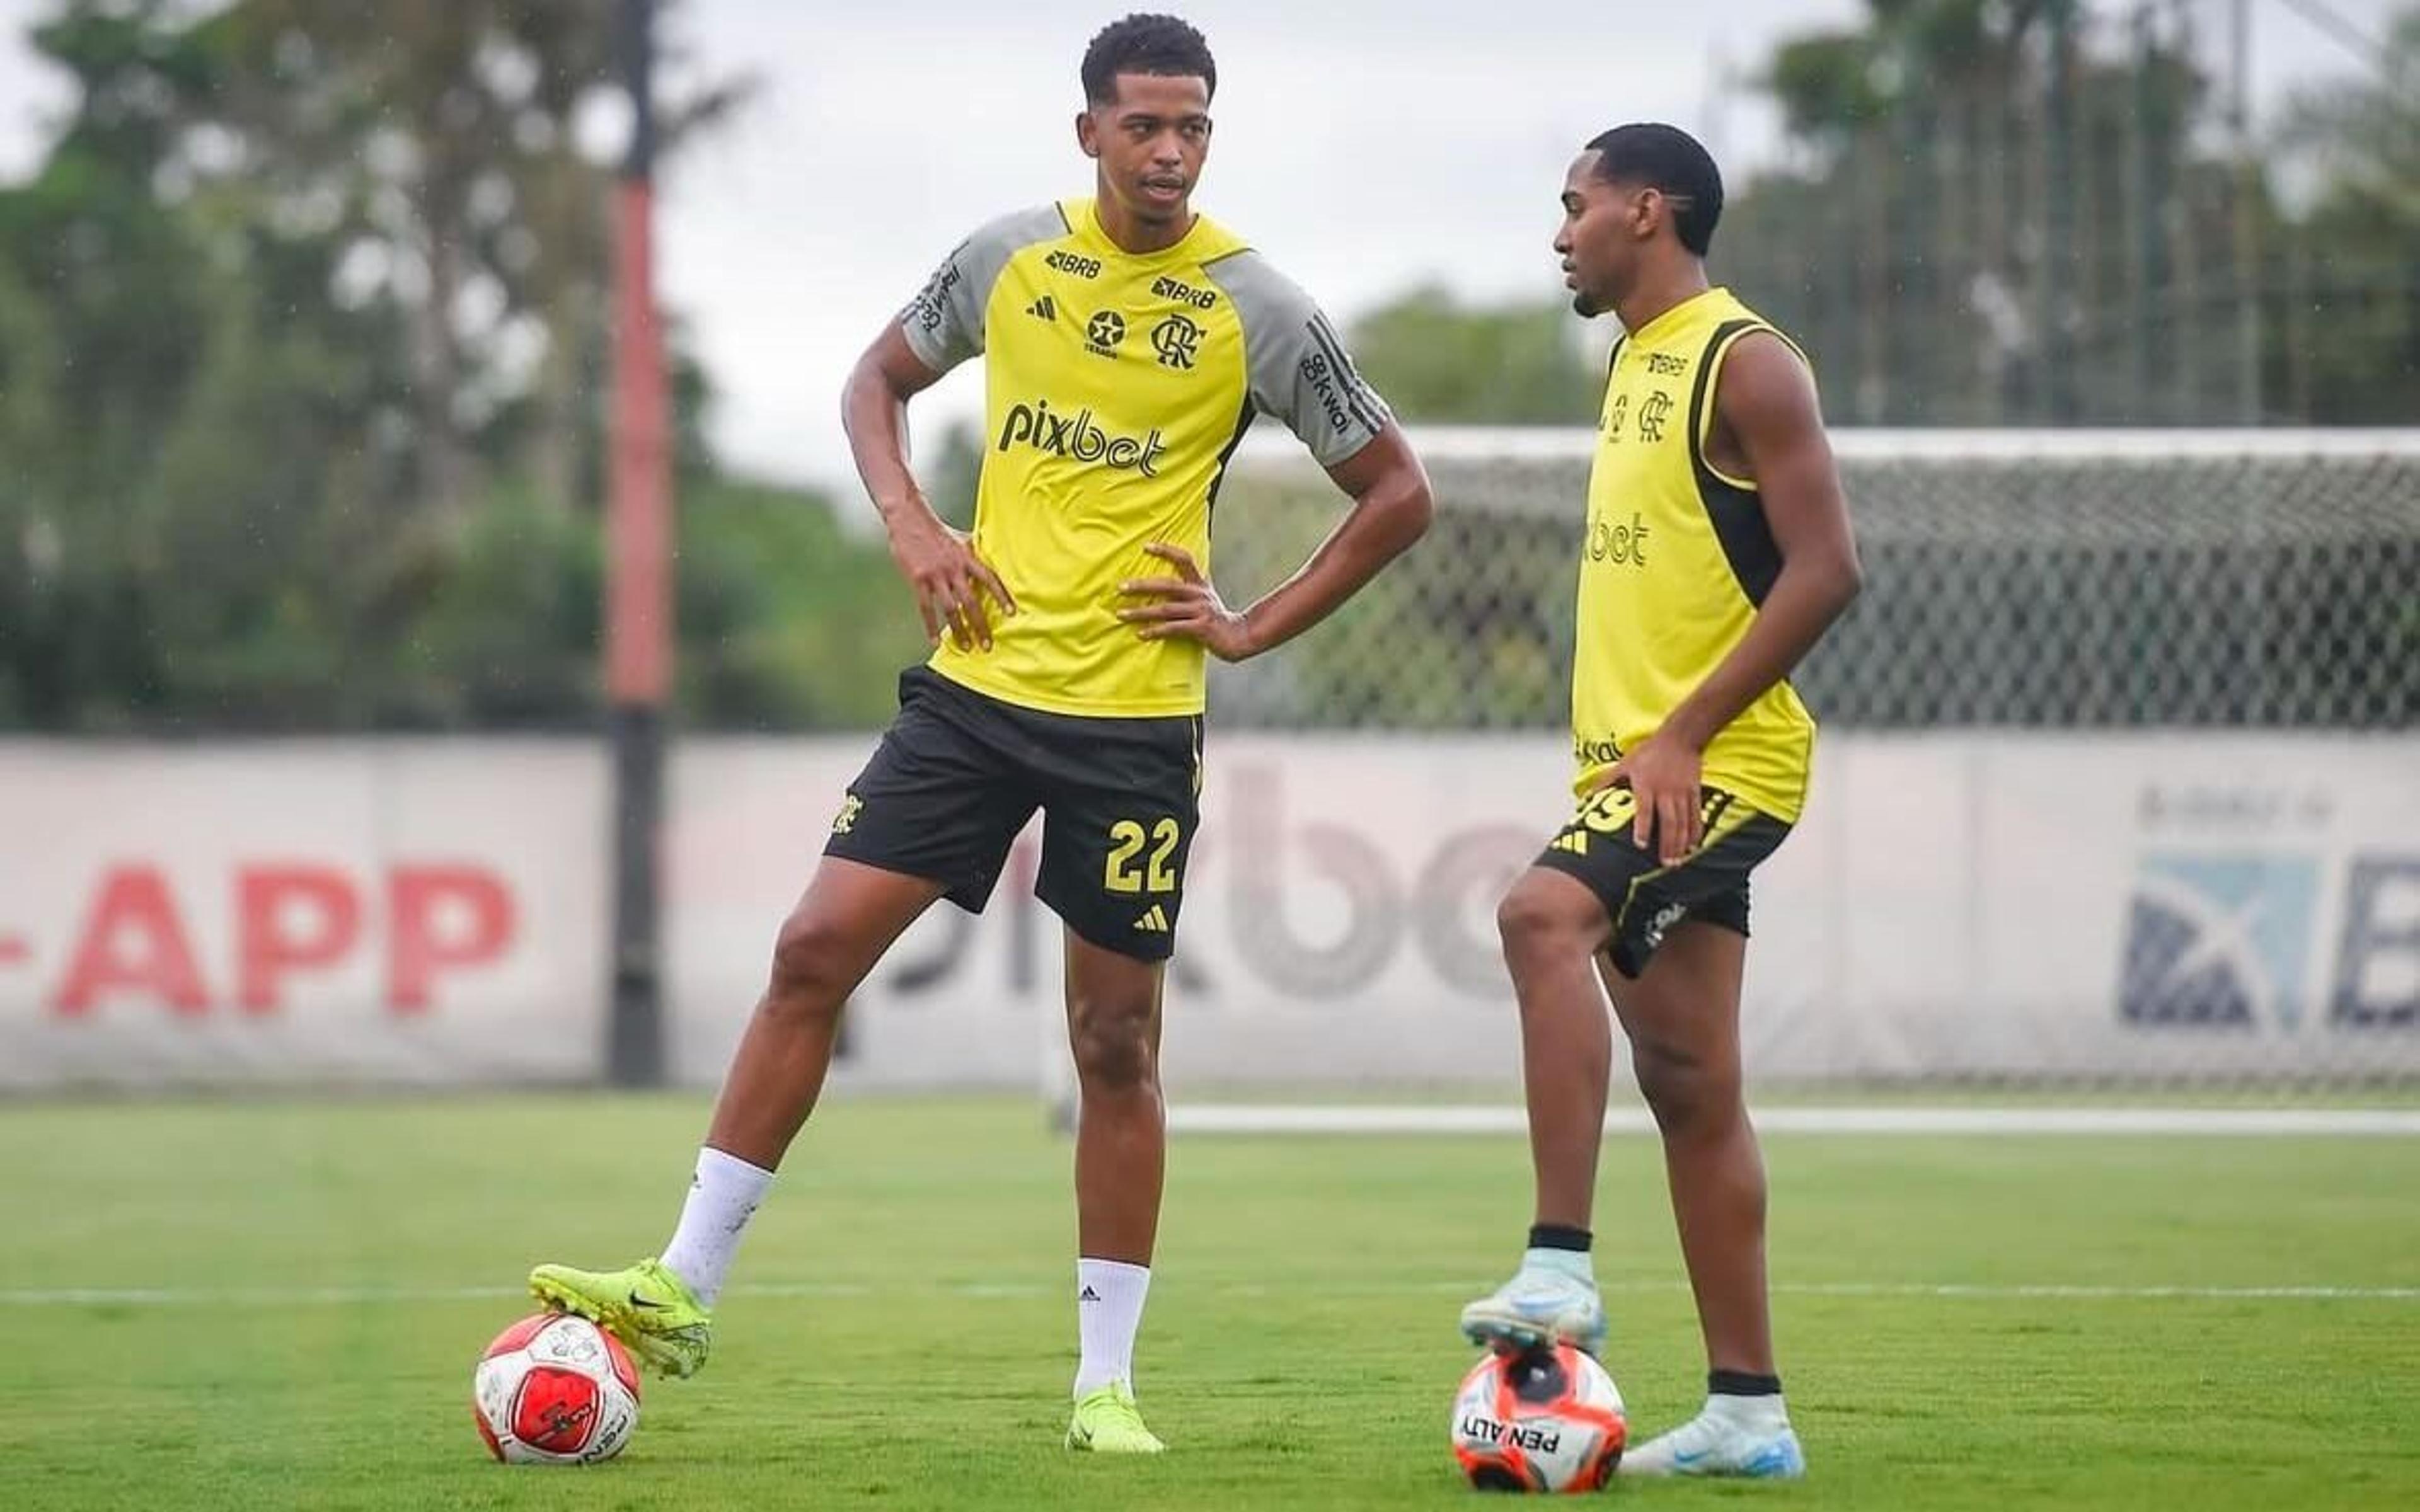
[529,13,1432,1455]
[1458,123,1862,1480]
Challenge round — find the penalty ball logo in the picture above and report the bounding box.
[1457,1415,1563,1455]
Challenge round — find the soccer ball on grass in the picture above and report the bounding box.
[1449,1343,1626,1492]
[472,1312,641,1465]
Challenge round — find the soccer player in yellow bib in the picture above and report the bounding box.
[528,14,1432,1455]
[1457,124,1863,1480]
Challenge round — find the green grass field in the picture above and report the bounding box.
[4,1095,2416,1509]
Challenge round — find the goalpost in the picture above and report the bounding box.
[1042,427,2420,1135]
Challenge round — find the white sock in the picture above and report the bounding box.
[658,1146,773,1306]
[1072,1257,1152,1398]
[1705,1391,1791,1431]
[1523,1246,1596,1283]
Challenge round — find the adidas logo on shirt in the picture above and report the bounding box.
[1027,294,1056,322]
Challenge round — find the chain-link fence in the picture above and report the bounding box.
[1214,430,2420,733]
[1192,428,2420,1095]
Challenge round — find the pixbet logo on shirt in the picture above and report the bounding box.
[1584,511,1651,568]
[996,398,1168,476]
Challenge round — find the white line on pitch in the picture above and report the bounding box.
[4,1279,2414,1307]
[1167,1106,2420,1137]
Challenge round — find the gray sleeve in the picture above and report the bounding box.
[1204,249,1392,468]
[897,204,1068,373]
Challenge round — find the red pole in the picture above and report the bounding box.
[605,0,667,1087]
[607,173,671,706]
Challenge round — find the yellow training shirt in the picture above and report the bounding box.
[897,198,1390,717]
[1572,286,1818,822]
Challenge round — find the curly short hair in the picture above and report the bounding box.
[1081,13,1216,106]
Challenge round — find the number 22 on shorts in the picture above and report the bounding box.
[1104,818,1180,894]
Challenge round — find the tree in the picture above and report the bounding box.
[0,0,916,735]
[188,0,749,520]
[2267,6,2420,423]
[1726,0,2417,425]
[1345,284,1600,425]
[0,0,418,729]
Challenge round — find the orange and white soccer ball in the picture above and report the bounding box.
[1449,1343,1627,1492]
[472,1312,642,1465]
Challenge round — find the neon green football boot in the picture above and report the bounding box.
[1065,1381,1167,1454]
[528,1256,712,1379]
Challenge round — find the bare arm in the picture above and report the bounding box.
[1662,333,1863,747]
[1607,333,1862,861]
[840,323,1016,650]
[1237,422,1435,655]
[1118,422,1433,661]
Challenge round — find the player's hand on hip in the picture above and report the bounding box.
[890,516,1015,651]
[1592,732,1705,866]
[1118,542,1257,663]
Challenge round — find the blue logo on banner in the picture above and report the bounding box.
[2119,854,2317,1030]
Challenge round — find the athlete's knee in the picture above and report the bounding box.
[1630,1035,1741,1138]
[1497,873,1596,964]
[761,910,858,1024]
[1068,994,1157,1094]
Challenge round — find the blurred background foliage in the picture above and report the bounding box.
[1,0,2411,732]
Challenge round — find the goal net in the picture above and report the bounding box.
[1117,428,2420,1127]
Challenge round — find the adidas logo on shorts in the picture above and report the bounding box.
[1132,905,1171,933]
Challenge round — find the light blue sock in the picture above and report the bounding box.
[1522,1246,1596,1283]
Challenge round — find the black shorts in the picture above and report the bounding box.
[1531,784,1792,980]
[823,666,1201,962]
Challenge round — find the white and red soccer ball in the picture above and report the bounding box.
[1450,1343,1627,1492]
[473,1312,642,1465]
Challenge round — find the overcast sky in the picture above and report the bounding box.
[0,0,2400,503]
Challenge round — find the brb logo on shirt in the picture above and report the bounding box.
[997,398,1168,476]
